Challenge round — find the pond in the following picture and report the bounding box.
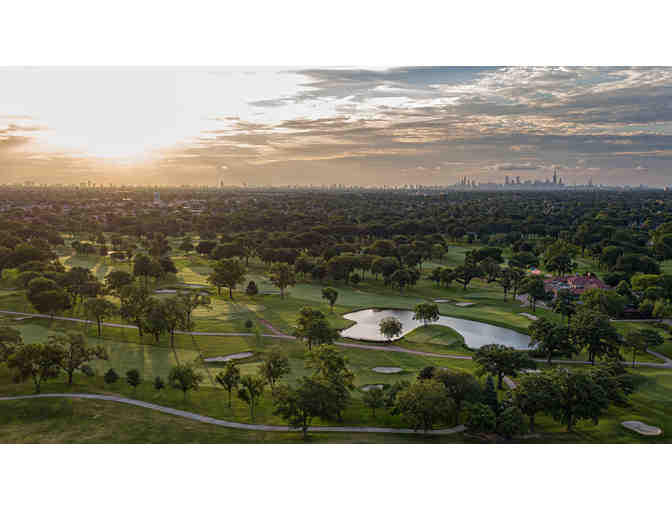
[340,308,531,350]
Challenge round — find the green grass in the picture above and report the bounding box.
[396,324,472,355]
[1,239,671,442]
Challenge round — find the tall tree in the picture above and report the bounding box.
[168,363,204,399]
[510,371,555,433]
[83,297,118,337]
[215,361,241,407]
[321,287,338,312]
[119,282,151,337]
[379,317,403,342]
[473,344,536,389]
[259,347,291,389]
[434,370,482,425]
[237,374,266,419]
[49,331,108,385]
[306,345,355,421]
[8,343,63,393]
[268,262,296,299]
[273,376,338,439]
[294,307,339,350]
[413,302,440,327]
[0,326,23,363]
[528,317,577,364]
[207,258,246,298]
[546,369,610,432]
[394,379,454,432]
[570,308,621,364]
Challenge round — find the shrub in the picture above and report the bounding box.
[104,368,119,385]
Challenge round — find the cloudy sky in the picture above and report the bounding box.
[1,66,672,187]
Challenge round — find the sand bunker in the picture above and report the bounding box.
[455,302,475,307]
[362,384,384,392]
[519,313,538,320]
[155,289,177,294]
[434,299,452,303]
[372,367,403,374]
[203,352,254,363]
[621,421,662,436]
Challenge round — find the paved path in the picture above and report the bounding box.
[0,393,466,436]
[2,309,671,369]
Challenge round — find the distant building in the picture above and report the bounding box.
[544,273,610,297]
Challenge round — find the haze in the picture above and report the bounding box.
[2,66,671,187]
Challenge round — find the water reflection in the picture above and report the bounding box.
[341,309,531,350]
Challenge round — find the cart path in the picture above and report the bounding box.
[2,310,671,369]
[0,393,466,436]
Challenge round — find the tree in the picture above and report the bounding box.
[306,345,355,421]
[480,257,502,283]
[215,361,241,407]
[321,287,338,312]
[162,296,191,348]
[435,370,482,425]
[389,268,412,293]
[581,289,627,318]
[553,289,577,323]
[49,331,108,385]
[294,307,339,350]
[104,368,119,385]
[570,308,621,364]
[83,297,118,337]
[497,405,526,439]
[379,317,403,342]
[522,275,549,312]
[273,376,337,439]
[413,302,440,327]
[28,288,72,318]
[268,262,296,299]
[245,280,258,296]
[528,317,577,364]
[483,375,499,415]
[465,402,497,434]
[237,374,266,419]
[546,369,610,432]
[510,371,555,433]
[624,330,650,367]
[207,258,246,298]
[177,289,211,323]
[132,253,155,287]
[144,298,169,344]
[104,270,133,296]
[260,347,290,389]
[119,282,151,337]
[394,379,454,432]
[363,386,386,417]
[0,326,22,363]
[452,261,483,291]
[7,343,63,393]
[168,363,204,399]
[179,238,194,253]
[473,344,536,389]
[154,376,165,391]
[126,369,142,394]
[499,268,514,300]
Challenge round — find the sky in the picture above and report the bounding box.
[1,66,672,187]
